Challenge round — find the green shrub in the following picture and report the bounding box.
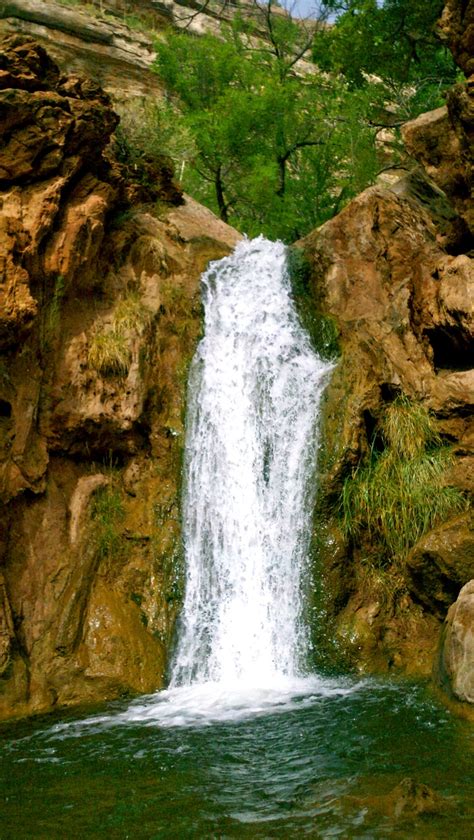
[341,396,466,563]
[113,100,194,179]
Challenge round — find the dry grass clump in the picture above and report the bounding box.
[114,292,152,333]
[342,396,466,563]
[88,331,131,377]
[88,292,152,378]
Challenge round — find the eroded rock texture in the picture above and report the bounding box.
[300,0,473,684]
[438,0,474,77]
[0,36,240,719]
[0,0,163,103]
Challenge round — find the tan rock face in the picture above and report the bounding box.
[436,579,474,703]
[0,0,164,104]
[0,36,240,720]
[402,0,474,251]
[302,182,473,483]
[402,81,474,240]
[406,515,474,617]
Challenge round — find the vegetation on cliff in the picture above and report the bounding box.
[341,396,466,563]
[148,0,456,240]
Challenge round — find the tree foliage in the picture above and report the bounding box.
[313,0,457,118]
[150,0,456,241]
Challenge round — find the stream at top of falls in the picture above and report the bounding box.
[1,238,474,840]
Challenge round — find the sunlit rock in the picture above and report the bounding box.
[436,578,474,704]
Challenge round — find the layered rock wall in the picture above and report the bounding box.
[0,0,163,102]
[0,35,239,719]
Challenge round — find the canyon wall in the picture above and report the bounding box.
[0,0,473,720]
[300,0,473,703]
[0,34,239,719]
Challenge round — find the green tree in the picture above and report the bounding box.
[313,0,457,121]
[154,13,379,240]
[151,0,456,239]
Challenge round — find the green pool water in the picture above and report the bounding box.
[0,677,473,839]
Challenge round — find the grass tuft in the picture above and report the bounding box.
[114,292,152,333]
[88,292,152,378]
[90,486,124,561]
[341,396,466,563]
[88,331,131,377]
[380,394,438,459]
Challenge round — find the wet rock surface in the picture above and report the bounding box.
[344,777,453,822]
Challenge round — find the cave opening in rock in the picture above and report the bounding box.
[426,326,474,372]
[0,399,12,418]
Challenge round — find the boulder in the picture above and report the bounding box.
[344,777,451,821]
[406,514,474,617]
[436,579,474,703]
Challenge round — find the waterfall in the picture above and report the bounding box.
[171,237,333,689]
[55,237,349,730]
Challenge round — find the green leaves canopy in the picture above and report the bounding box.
[154,23,378,240]
[152,0,455,241]
[313,0,457,116]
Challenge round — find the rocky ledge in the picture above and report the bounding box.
[0,0,163,102]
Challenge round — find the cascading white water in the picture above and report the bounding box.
[53,238,358,732]
[171,237,333,690]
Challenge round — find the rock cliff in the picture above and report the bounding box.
[0,0,164,103]
[0,34,240,720]
[0,0,473,720]
[0,0,301,107]
[299,0,473,696]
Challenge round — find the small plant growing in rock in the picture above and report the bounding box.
[115,292,152,333]
[90,486,125,561]
[88,330,131,377]
[341,395,467,563]
[88,292,152,378]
